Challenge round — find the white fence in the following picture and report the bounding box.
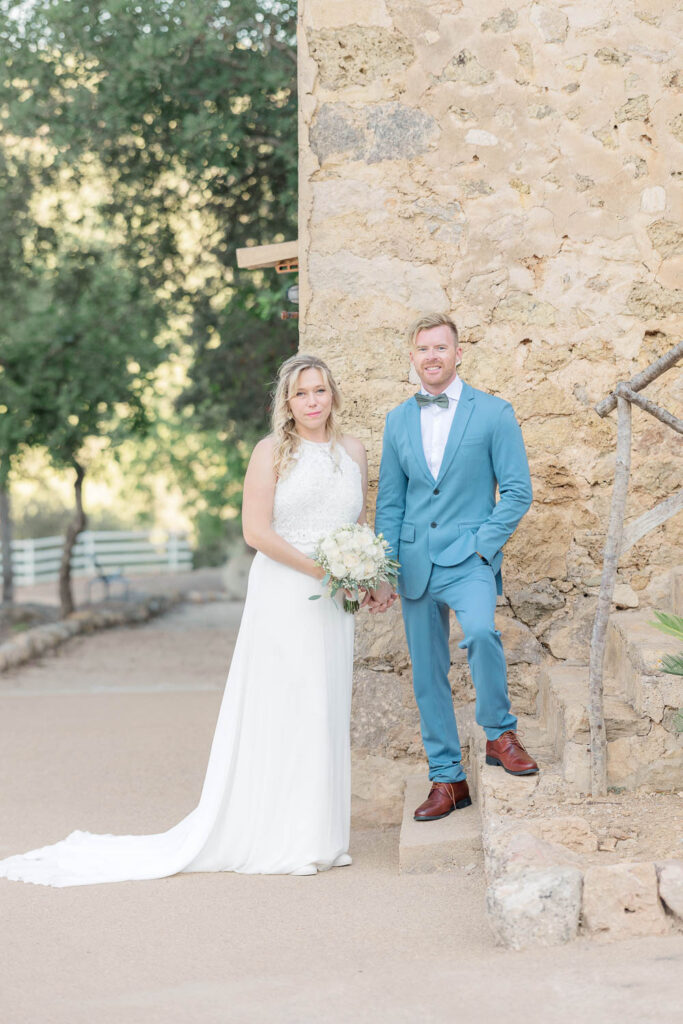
[0,530,193,586]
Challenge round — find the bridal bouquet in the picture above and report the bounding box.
[310,523,399,614]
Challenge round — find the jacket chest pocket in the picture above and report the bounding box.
[460,434,488,450]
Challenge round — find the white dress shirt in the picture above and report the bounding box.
[419,375,463,480]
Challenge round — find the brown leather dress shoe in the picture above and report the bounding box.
[485,731,539,776]
[414,780,472,821]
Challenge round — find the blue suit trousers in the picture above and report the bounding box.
[401,553,517,783]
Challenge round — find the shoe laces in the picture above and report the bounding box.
[501,730,527,752]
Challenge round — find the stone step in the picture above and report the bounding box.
[460,706,554,798]
[539,663,649,747]
[537,663,681,792]
[465,712,559,826]
[469,737,590,948]
[398,774,483,874]
[605,609,683,730]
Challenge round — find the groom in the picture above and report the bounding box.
[372,312,538,822]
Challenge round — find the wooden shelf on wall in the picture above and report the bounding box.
[236,240,298,271]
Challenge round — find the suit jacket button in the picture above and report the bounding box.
[430,521,437,528]
[433,488,440,495]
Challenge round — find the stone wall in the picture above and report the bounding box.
[297,0,682,745]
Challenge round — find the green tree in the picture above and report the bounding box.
[0,0,299,432]
[0,142,56,603]
[0,243,164,615]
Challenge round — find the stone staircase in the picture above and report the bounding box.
[397,567,683,946]
[539,574,683,794]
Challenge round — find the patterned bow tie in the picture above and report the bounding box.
[415,392,449,409]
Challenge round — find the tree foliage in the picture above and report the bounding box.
[0,232,165,612]
[0,0,299,433]
[1,249,162,463]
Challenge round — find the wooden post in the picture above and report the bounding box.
[168,533,179,572]
[614,384,683,434]
[588,396,632,796]
[595,340,683,417]
[0,479,13,605]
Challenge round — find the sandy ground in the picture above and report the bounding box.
[1,591,682,1023]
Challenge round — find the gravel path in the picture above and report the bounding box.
[1,590,681,1023]
[1,600,242,695]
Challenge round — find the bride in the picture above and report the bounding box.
[0,354,369,885]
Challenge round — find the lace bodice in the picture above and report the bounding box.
[273,439,363,554]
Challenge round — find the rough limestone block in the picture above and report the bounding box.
[606,726,683,792]
[479,761,539,815]
[641,186,666,213]
[582,862,669,940]
[544,600,596,663]
[399,776,482,874]
[306,0,392,31]
[307,26,415,89]
[351,752,411,827]
[507,664,541,716]
[354,601,409,669]
[484,827,582,880]
[530,3,569,44]
[561,742,590,792]
[612,583,639,609]
[487,867,583,949]
[535,816,598,853]
[508,581,565,627]
[351,665,421,758]
[657,860,683,922]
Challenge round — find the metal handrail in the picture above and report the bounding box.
[588,340,682,796]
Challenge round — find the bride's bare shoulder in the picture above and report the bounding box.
[253,434,276,455]
[339,434,366,462]
[246,435,277,477]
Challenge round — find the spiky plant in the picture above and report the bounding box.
[650,611,683,734]
[650,611,683,676]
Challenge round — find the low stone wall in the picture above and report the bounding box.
[0,591,226,675]
[470,742,683,947]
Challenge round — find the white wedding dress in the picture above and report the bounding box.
[0,439,363,885]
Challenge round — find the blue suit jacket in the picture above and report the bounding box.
[374,381,532,600]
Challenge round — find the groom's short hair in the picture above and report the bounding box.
[408,313,459,348]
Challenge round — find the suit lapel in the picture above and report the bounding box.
[435,382,475,485]
[405,396,435,484]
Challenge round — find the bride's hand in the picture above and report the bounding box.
[367,582,397,614]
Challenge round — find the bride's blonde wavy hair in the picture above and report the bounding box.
[271,354,343,477]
